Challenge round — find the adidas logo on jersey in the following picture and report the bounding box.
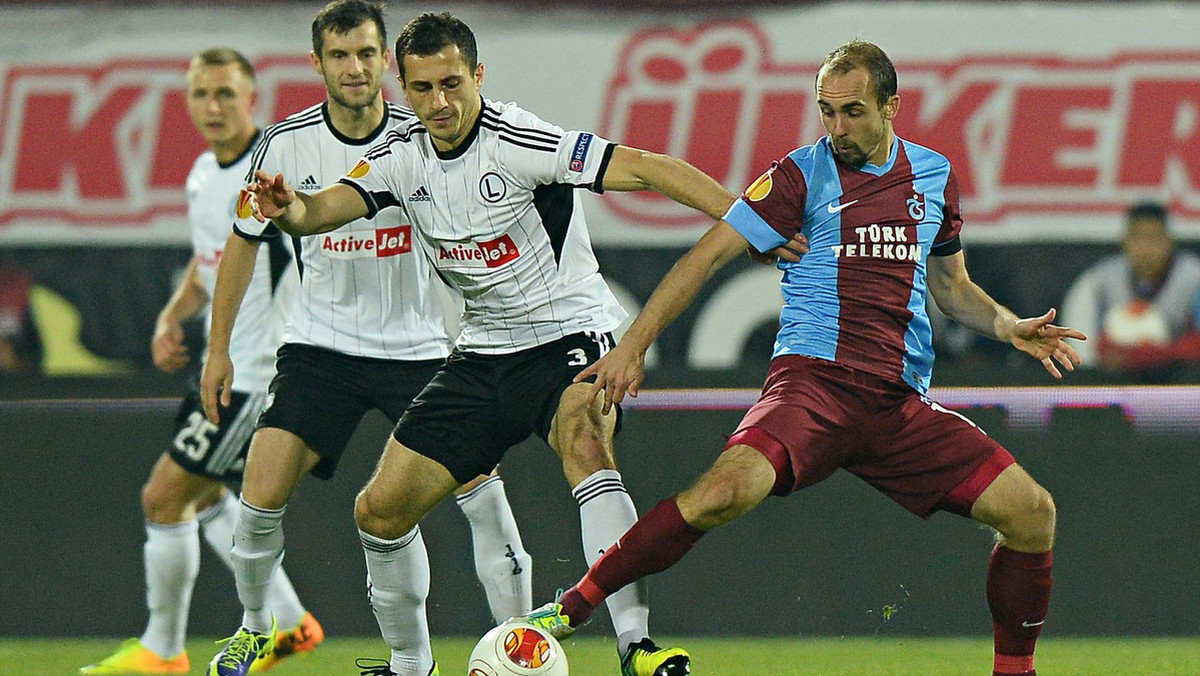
[298,175,320,191]
[409,186,432,202]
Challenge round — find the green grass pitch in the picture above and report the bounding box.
[7,635,1198,675]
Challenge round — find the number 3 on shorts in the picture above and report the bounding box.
[566,347,589,367]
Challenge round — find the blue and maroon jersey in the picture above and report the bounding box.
[723,135,963,394]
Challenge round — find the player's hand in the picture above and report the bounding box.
[573,341,646,415]
[246,170,296,222]
[199,351,234,423]
[1010,307,1087,379]
[151,318,189,374]
[748,232,810,265]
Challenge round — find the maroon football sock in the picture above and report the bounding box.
[559,497,705,626]
[987,546,1053,675]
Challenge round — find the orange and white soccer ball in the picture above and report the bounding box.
[467,621,568,676]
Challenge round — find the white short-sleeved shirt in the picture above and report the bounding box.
[187,132,292,392]
[339,98,626,354]
[235,102,452,361]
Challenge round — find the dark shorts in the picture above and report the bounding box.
[257,343,443,479]
[725,355,1013,518]
[393,331,619,484]
[168,386,265,480]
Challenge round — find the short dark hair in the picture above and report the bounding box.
[820,40,897,108]
[1128,200,1168,226]
[394,12,478,81]
[311,0,387,57]
[191,47,255,84]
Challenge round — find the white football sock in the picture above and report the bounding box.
[199,491,306,629]
[140,520,199,659]
[455,476,532,623]
[573,469,650,653]
[230,497,285,633]
[360,526,434,676]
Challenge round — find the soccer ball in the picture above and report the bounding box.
[467,621,568,676]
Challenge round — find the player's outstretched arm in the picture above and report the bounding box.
[927,251,1086,378]
[152,257,207,374]
[601,146,809,262]
[248,170,368,236]
[575,221,751,413]
[601,145,736,221]
[200,233,260,423]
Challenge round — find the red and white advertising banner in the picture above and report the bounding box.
[1,3,1198,246]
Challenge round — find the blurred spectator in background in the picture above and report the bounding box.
[0,266,43,375]
[1062,201,1200,380]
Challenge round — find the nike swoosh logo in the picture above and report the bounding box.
[827,199,859,214]
[1021,620,1045,627]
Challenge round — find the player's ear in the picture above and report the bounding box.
[475,62,485,88]
[883,94,900,121]
[309,51,322,75]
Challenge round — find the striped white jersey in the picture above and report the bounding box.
[235,102,452,361]
[339,98,626,355]
[187,132,293,392]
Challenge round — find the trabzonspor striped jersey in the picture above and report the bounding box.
[235,102,451,361]
[187,132,293,392]
[724,136,963,394]
[338,98,627,354]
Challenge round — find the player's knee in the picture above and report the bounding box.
[553,396,618,483]
[999,486,1056,551]
[140,478,186,523]
[1024,488,1057,547]
[354,486,417,540]
[140,480,165,519]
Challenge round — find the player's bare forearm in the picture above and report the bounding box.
[247,170,335,236]
[269,191,334,236]
[152,259,207,373]
[939,282,1016,342]
[603,146,736,220]
[201,234,259,422]
[577,221,748,411]
[271,183,368,237]
[627,222,748,350]
[929,259,1085,376]
[158,259,208,326]
[208,233,259,355]
[927,251,1015,341]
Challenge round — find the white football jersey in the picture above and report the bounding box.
[235,102,452,361]
[187,132,293,392]
[340,98,626,354]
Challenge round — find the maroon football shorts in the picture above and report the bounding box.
[725,355,1014,517]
